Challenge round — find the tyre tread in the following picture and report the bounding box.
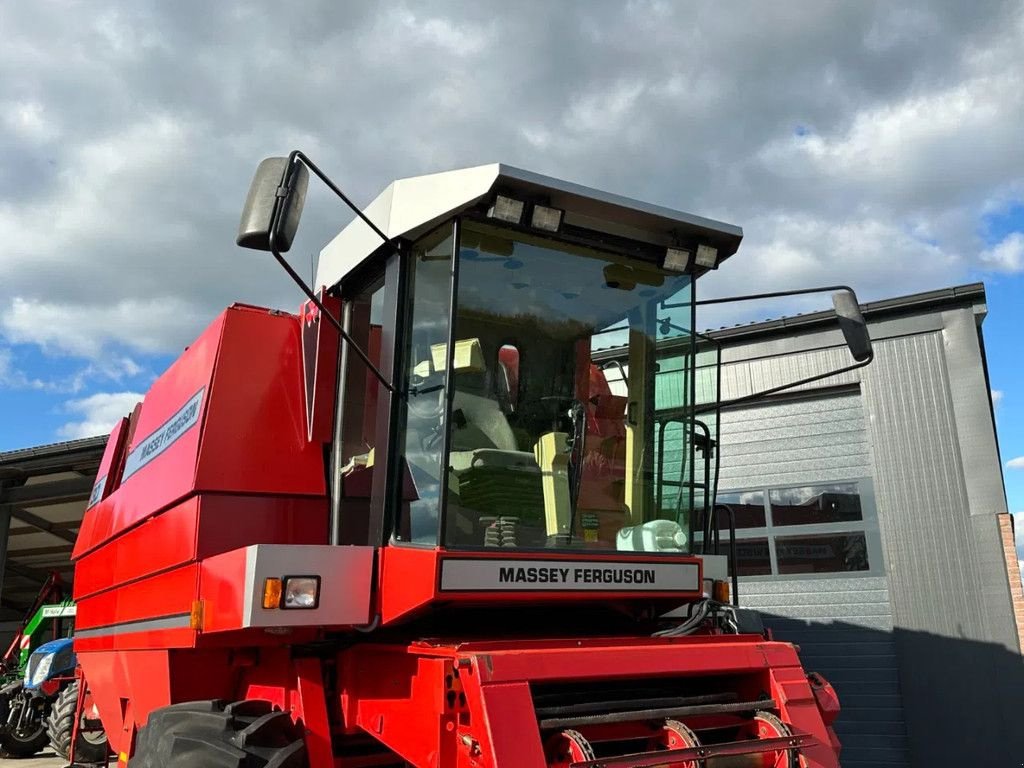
[130,699,306,768]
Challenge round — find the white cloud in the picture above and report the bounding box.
[2,297,203,358]
[0,347,54,391]
[992,390,1004,407]
[0,344,145,395]
[1007,457,1024,470]
[980,232,1024,272]
[385,6,497,57]
[1,100,59,143]
[0,0,1021,367]
[58,391,143,440]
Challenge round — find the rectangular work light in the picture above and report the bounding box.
[282,576,321,609]
[663,247,691,273]
[530,204,564,232]
[487,195,525,225]
[695,244,719,269]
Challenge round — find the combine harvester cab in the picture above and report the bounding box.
[73,155,870,767]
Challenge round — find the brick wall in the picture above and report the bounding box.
[997,513,1024,652]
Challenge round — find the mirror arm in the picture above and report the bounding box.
[291,150,394,247]
[690,350,873,416]
[691,284,872,415]
[694,284,858,307]
[268,153,397,394]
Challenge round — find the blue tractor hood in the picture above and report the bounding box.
[32,637,74,657]
[24,637,76,689]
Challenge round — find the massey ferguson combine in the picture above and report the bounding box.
[71,154,873,767]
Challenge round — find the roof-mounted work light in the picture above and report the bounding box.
[530,204,564,233]
[487,195,526,225]
[663,247,691,273]
[695,244,719,269]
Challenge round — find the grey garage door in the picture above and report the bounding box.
[717,392,911,768]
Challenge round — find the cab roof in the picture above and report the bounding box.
[316,163,743,290]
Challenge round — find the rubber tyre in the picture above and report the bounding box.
[129,699,307,768]
[0,684,49,758]
[47,680,110,764]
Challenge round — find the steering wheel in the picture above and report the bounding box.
[514,395,583,434]
[407,370,446,420]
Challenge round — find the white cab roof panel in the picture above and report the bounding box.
[316,163,742,290]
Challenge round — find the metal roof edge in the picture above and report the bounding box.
[496,164,744,239]
[0,435,107,466]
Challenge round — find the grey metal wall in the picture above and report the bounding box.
[742,578,910,768]
[717,395,871,489]
[858,311,1024,765]
[711,292,1024,766]
[718,394,910,767]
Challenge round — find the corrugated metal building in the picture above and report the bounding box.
[704,283,1023,766]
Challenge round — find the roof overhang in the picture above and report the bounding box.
[0,437,105,617]
[316,163,743,290]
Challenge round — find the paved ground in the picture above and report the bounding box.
[0,750,67,766]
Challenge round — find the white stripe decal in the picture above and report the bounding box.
[73,613,192,639]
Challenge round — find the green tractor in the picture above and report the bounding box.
[0,573,108,763]
[1,573,72,757]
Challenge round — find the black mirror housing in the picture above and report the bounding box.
[237,157,309,252]
[832,291,873,362]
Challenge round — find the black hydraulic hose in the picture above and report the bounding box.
[714,502,739,606]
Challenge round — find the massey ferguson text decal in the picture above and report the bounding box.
[439,558,700,592]
[86,474,106,509]
[122,389,204,481]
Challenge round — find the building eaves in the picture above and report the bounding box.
[0,436,107,475]
[703,282,987,343]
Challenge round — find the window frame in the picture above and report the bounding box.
[709,477,884,581]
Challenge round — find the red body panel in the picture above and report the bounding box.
[74,305,328,561]
[74,497,200,600]
[194,305,326,495]
[338,638,839,768]
[378,546,704,625]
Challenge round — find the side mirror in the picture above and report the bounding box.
[831,291,872,362]
[692,284,876,415]
[236,157,309,252]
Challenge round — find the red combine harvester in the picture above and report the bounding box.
[72,154,873,767]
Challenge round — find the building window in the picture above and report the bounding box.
[774,532,869,574]
[733,538,772,576]
[705,479,880,579]
[769,483,862,526]
[717,490,767,529]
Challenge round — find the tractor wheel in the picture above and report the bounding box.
[0,684,49,758]
[129,699,307,768]
[47,680,110,764]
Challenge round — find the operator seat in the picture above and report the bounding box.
[448,368,519,462]
[446,352,547,545]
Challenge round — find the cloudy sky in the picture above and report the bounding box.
[1,1,1022,531]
